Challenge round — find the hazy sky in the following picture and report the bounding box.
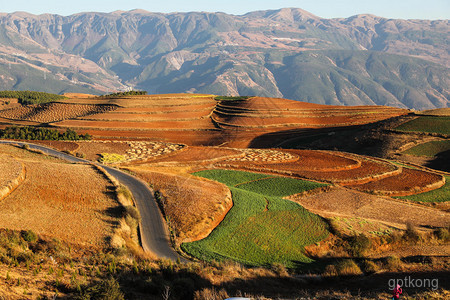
[0,0,448,19]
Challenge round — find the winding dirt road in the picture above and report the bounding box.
[0,140,182,261]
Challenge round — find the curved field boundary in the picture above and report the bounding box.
[224,149,299,165]
[210,114,395,129]
[281,150,362,172]
[217,154,400,185]
[214,107,402,119]
[109,106,214,115]
[0,156,26,201]
[346,168,446,197]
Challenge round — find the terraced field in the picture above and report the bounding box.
[212,97,407,130]
[0,94,408,146]
[0,102,117,123]
[182,169,330,266]
[397,176,450,203]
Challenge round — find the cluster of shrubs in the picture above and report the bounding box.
[100,91,148,98]
[214,96,250,101]
[0,126,91,141]
[0,91,66,105]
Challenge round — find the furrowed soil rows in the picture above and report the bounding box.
[32,140,80,152]
[346,168,445,196]
[223,149,359,170]
[0,158,118,245]
[213,97,407,129]
[147,146,243,163]
[0,103,117,123]
[82,110,211,121]
[53,119,217,130]
[115,102,214,113]
[76,141,185,163]
[224,149,298,164]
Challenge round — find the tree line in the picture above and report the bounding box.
[100,90,148,98]
[0,126,91,141]
[0,91,66,105]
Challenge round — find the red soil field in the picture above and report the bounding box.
[218,156,398,184]
[53,118,217,130]
[115,103,214,113]
[82,110,211,121]
[345,168,445,196]
[235,150,362,171]
[213,114,358,128]
[32,140,80,152]
[67,129,225,145]
[146,146,243,163]
[1,95,408,147]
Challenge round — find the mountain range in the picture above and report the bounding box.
[0,8,448,109]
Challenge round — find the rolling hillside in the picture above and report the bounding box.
[0,94,408,146]
[0,9,448,109]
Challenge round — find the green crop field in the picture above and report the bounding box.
[193,169,272,186]
[395,116,450,135]
[397,176,450,203]
[182,170,330,267]
[236,176,327,197]
[403,140,450,157]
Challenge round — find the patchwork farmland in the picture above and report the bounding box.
[0,92,448,299]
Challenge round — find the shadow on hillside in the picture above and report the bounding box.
[247,124,367,150]
[218,268,450,299]
[426,150,450,172]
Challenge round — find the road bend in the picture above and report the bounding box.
[0,140,183,262]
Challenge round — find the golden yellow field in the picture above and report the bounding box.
[0,144,119,246]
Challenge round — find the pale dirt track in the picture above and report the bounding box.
[0,140,183,262]
[289,187,449,229]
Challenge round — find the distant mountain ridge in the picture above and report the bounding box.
[0,8,448,109]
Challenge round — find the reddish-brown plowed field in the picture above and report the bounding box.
[0,146,118,245]
[1,94,408,146]
[127,168,232,242]
[213,98,406,129]
[213,114,356,127]
[251,150,361,171]
[76,141,131,161]
[222,97,330,110]
[67,129,225,145]
[83,110,211,121]
[147,146,243,163]
[219,156,397,184]
[53,118,217,130]
[58,94,215,107]
[0,103,117,123]
[345,168,445,196]
[293,158,398,183]
[32,140,80,152]
[115,103,214,113]
[105,95,215,108]
[0,117,40,127]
